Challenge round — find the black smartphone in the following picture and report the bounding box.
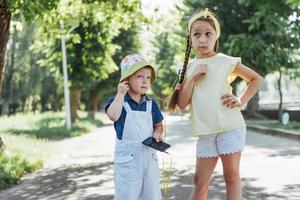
[142,137,171,152]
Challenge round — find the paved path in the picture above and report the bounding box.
[0,115,299,200]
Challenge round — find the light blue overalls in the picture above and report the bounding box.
[114,100,161,200]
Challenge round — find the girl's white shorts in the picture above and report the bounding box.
[196,127,246,158]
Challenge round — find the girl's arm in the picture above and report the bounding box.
[153,122,164,142]
[221,62,264,108]
[178,64,207,109]
[107,81,129,121]
[177,79,194,109]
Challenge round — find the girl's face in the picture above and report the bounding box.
[190,20,217,58]
[127,67,152,97]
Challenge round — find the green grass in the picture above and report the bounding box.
[260,121,300,131]
[0,153,42,189]
[247,119,300,132]
[0,111,104,190]
[0,112,103,140]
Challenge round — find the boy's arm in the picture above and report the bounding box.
[153,122,164,142]
[107,81,129,121]
[151,100,164,142]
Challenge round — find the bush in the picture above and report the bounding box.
[0,153,42,189]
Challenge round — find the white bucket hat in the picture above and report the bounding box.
[119,54,156,83]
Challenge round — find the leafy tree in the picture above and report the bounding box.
[1,20,64,114]
[0,0,59,94]
[149,8,185,109]
[35,0,143,121]
[84,24,142,119]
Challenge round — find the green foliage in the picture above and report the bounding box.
[0,111,105,189]
[2,0,145,115]
[183,0,300,76]
[0,153,42,189]
[152,32,182,108]
[82,24,143,110]
[96,24,142,104]
[4,0,59,20]
[35,0,143,86]
[150,8,186,107]
[1,20,64,114]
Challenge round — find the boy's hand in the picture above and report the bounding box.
[117,81,130,95]
[153,131,164,142]
[221,93,242,108]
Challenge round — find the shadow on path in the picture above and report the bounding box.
[0,162,114,200]
[164,167,299,200]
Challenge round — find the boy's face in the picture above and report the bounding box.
[127,67,152,95]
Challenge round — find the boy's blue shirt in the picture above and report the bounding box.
[105,93,164,140]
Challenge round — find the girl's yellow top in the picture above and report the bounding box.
[185,53,246,136]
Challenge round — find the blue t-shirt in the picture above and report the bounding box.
[105,93,164,140]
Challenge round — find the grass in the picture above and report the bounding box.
[245,112,300,132]
[0,153,42,189]
[246,118,300,132]
[0,112,103,140]
[0,111,104,190]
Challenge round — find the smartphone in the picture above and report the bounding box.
[142,137,171,152]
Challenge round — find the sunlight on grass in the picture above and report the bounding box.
[0,111,103,140]
[0,111,104,189]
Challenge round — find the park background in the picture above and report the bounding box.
[0,0,299,192]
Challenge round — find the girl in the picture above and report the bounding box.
[168,9,263,200]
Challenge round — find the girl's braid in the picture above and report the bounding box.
[179,35,192,84]
[167,35,191,112]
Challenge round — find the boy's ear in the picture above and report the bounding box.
[123,79,131,90]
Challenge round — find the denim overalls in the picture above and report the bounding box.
[114,100,161,200]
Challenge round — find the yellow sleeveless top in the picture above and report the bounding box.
[185,53,246,136]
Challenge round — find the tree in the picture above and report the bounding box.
[35,0,143,121]
[85,24,142,119]
[0,0,59,94]
[149,7,185,109]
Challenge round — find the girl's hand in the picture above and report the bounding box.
[153,132,164,142]
[221,93,242,108]
[190,64,207,82]
[117,81,130,95]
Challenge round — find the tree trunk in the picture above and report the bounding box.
[244,92,259,118]
[1,101,9,115]
[87,90,100,119]
[70,84,81,122]
[0,5,10,145]
[0,6,11,95]
[1,24,17,115]
[51,97,59,112]
[277,69,283,123]
[21,96,27,112]
[32,100,38,113]
[0,136,5,153]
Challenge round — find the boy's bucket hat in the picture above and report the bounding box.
[119,54,156,83]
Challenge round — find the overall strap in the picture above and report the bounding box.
[123,102,132,112]
[146,100,152,113]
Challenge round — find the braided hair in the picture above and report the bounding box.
[167,35,192,112]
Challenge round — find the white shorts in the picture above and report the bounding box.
[196,127,246,158]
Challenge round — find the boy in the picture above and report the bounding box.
[105,54,164,200]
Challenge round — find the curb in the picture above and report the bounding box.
[246,125,300,141]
